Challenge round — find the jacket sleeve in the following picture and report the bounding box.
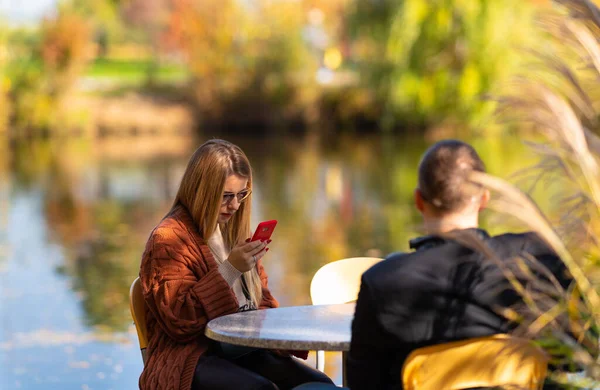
[141,229,239,343]
[347,276,394,390]
[257,259,279,309]
[522,232,572,289]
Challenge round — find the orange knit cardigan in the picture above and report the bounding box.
[138,205,279,390]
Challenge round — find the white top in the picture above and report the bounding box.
[207,225,251,310]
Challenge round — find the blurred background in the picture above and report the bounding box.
[0,0,583,389]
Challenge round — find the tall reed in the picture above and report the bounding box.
[464,0,600,385]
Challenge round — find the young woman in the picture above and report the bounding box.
[138,139,333,390]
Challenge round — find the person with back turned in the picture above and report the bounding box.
[347,139,569,390]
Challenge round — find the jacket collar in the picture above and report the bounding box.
[409,228,490,251]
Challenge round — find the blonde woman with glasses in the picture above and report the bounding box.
[138,139,333,390]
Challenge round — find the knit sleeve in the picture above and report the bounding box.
[141,229,239,343]
[257,259,279,309]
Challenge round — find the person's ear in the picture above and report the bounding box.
[415,189,425,213]
[478,189,490,211]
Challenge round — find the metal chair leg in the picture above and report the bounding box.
[316,350,325,372]
[342,351,347,387]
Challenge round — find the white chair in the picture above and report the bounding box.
[309,257,383,372]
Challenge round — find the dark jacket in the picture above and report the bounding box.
[347,229,569,390]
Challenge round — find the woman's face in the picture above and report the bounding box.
[218,174,249,224]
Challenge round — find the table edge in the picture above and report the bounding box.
[205,325,350,352]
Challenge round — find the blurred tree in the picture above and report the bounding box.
[302,0,352,61]
[0,25,10,132]
[165,0,319,127]
[348,0,541,133]
[69,0,171,60]
[40,10,92,96]
[69,0,127,54]
[121,0,170,37]
[120,0,171,84]
[8,6,93,133]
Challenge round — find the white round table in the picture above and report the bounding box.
[205,303,355,351]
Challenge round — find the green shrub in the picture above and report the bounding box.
[349,0,539,132]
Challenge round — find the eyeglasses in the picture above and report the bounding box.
[222,189,252,205]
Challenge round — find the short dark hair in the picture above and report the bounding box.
[418,139,486,213]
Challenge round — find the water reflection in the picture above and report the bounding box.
[1,132,536,388]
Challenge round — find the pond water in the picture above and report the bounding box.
[0,132,541,389]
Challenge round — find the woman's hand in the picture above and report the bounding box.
[227,239,270,273]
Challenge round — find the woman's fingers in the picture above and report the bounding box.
[251,242,268,256]
[231,240,271,268]
[253,247,268,261]
[255,240,271,259]
[241,239,263,251]
[241,240,268,255]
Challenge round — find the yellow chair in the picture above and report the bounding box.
[401,334,549,390]
[129,277,148,365]
[310,257,383,372]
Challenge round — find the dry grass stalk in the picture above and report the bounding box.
[448,0,600,382]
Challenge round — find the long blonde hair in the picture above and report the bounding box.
[171,139,263,307]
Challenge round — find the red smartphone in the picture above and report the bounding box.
[251,220,278,242]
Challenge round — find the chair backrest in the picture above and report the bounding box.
[310,257,383,305]
[402,334,549,390]
[129,277,148,365]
